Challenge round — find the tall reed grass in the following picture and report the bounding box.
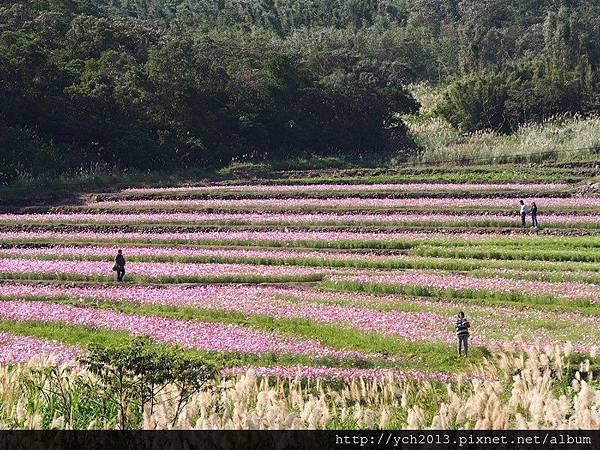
[404,83,600,165]
[0,346,597,429]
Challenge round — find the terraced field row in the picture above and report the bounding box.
[0,177,598,382]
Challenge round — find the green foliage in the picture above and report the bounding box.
[216,162,271,177]
[216,156,354,175]
[0,3,419,183]
[437,4,599,134]
[438,59,599,133]
[19,335,219,429]
[26,365,119,429]
[1,0,599,180]
[79,337,218,429]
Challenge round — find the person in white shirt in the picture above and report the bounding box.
[519,200,528,228]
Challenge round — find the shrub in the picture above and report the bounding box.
[78,337,218,429]
[437,59,599,134]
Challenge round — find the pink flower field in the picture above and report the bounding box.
[220,365,456,382]
[1,283,597,352]
[1,175,598,386]
[0,300,373,360]
[0,283,460,344]
[0,229,508,244]
[121,182,569,194]
[0,332,82,365]
[0,245,378,261]
[1,211,598,224]
[0,258,323,280]
[89,196,599,210]
[334,270,600,303]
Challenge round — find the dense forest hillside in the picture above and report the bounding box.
[1,0,599,183]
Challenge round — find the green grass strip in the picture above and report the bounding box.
[468,269,600,285]
[3,234,600,250]
[3,236,596,251]
[4,218,600,229]
[319,280,598,314]
[259,172,585,185]
[413,246,600,263]
[0,272,323,284]
[0,320,392,370]
[3,251,600,278]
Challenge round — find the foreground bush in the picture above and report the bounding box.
[0,344,597,429]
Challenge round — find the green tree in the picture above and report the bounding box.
[80,337,218,429]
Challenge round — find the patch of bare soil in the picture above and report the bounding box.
[576,179,600,197]
[0,193,90,213]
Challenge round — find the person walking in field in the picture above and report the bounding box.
[114,249,126,282]
[519,200,528,228]
[455,311,470,357]
[530,201,539,229]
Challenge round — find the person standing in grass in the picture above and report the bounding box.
[455,311,470,357]
[519,200,528,228]
[530,201,539,229]
[114,249,126,282]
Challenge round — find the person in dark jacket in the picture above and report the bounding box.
[530,201,539,228]
[455,311,470,357]
[115,249,126,282]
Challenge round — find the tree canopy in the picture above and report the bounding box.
[0,0,598,182]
